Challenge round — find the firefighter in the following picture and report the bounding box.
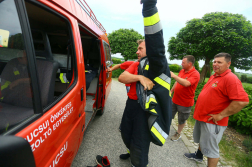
[118,0,172,166]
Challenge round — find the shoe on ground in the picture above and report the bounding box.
[119,153,130,160]
[184,152,203,163]
[96,155,110,167]
[87,165,102,167]
[171,132,181,141]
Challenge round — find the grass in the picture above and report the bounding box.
[219,135,252,167]
[243,82,252,88]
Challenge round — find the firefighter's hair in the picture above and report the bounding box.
[214,52,231,62]
[183,55,195,65]
[137,39,145,45]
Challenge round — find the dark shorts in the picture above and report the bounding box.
[172,102,191,124]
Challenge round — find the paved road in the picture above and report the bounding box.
[71,80,200,167]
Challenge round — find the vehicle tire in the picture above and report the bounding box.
[96,106,105,116]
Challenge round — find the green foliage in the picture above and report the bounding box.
[229,86,252,135]
[230,66,235,73]
[247,152,252,164]
[168,12,252,80]
[241,74,248,82]
[112,58,122,64]
[205,61,213,77]
[194,60,200,71]
[194,82,206,103]
[247,77,252,84]
[8,33,24,49]
[243,137,252,151]
[111,64,124,78]
[168,64,182,72]
[108,29,144,61]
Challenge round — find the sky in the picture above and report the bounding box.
[86,0,252,73]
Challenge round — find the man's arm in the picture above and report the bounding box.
[170,81,177,95]
[208,101,249,124]
[108,64,121,72]
[118,71,154,90]
[170,71,191,87]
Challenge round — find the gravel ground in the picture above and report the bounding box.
[71,80,199,167]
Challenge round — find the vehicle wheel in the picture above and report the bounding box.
[96,106,105,116]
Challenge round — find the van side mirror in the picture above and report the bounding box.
[0,136,36,167]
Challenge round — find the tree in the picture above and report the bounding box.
[168,12,252,83]
[194,60,200,71]
[108,29,144,61]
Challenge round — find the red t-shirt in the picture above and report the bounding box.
[120,61,134,70]
[172,67,200,107]
[125,62,139,100]
[120,61,134,87]
[193,69,249,126]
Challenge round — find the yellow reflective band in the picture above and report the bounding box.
[154,77,171,91]
[145,97,157,109]
[144,12,160,26]
[1,81,11,90]
[14,70,20,75]
[0,97,3,100]
[59,73,66,83]
[150,109,157,114]
[151,126,165,145]
[85,70,89,72]
[145,65,149,70]
[127,149,130,154]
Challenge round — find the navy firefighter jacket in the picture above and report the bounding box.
[136,0,173,146]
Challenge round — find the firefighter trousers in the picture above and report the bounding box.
[121,98,151,167]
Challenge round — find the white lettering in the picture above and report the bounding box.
[35,139,40,148]
[33,129,39,137]
[49,141,68,167]
[27,132,33,142]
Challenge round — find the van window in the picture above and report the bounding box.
[25,1,77,107]
[104,42,112,67]
[0,0,34,134]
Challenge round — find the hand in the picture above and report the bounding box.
[170,71,176,78]
[170,88,174,95]
[207,114,225,124]
[139,76,155,90]
[107,68,112,72]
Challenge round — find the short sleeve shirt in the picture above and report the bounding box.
[172,67,200,107]
[193,69,249,126]
[125,62,139,100]
[120,61,134,87]
[120,61,134,70]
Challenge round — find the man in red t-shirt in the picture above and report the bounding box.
[108,61,135,93]
[118,39,155,165]
[184,53,249,167]
[170,55,200,141]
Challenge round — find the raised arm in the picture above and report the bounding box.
[108,64,121,72]
[142,0,168,78]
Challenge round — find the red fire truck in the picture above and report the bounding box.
[0,0,112,166]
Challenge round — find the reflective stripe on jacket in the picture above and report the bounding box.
[136,2,172,146]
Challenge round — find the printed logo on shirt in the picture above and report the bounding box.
[211,81,218,88]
